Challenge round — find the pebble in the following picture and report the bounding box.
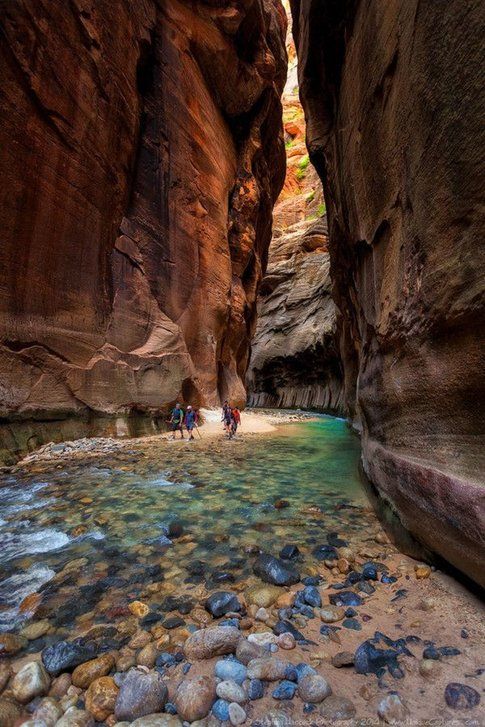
[245,584,283,608]
[236,639,267,665]
[174,675,216,721]
[319,695,356,720]
[85,676,119,721]
[377,694,410,723]
[248,678,264,700]
[247,632,277,647]
[56,706,95,727]
[32,697,63,726]
[72,654,115,688]
[272,680,297,700]
[247,658,289,681]
[11,661,50,703]
[320,605,345,623]
[279,545,300,560]
[419,659,441,678]
[329,591,363,607]
[298,674,332,703]
[20,620,51,641]
[342,618,361,630]
[415,564,431,579]
[331,651,354,668]
[444,683,480,710]
[229,702,247,725]
[301,585,322,608]
[212,698,230,721]
[277,633,296,650]
[137,643,159,668]
[42,640,97,676]
[216,680,247,704]
[184,626,241,660]
[0,632,25,656]
[255,607,270,621]
[205,592,242,618]
[115,669,168,722]
[129,601,150,618]
[131,715,183,727]
[49,672,72,698]
[253,554,300,586]
[215,658,247,685]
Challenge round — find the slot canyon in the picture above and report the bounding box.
[0,1,484,725]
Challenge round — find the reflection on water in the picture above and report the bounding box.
[0,418,364,632]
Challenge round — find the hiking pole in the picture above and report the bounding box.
[195,424,202,439]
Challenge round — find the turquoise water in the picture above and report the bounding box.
[0,417,364,634]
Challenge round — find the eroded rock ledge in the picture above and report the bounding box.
[290,0,485,584]
[0,0,287,461]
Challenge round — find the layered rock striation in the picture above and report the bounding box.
[0,0,287,460]
[291,0,485,584]
[247,17,342,412]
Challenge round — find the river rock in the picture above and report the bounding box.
[0,697,24,727]
[72,653,115,688]
[20,620,51,641]
[216,680,247,704]
[32,697,63,726]
[277,633,296,650]
[229,702,247,725]
[0,662,11,692]
[86,676,119,721]
[320,605,345,623]
[247,658,288,681]
[329,592,363,607]
[319,696,356,720]
[236,639,267,665]
[205,592,242,618]
[253,554,300,586]
[49,672,72,698]
[174,675,216,722]
[56,706,95,727]
[419,659,441,678]
[248,632,277,647]
[215,658,247,685]
[377,694,410,723]
[184,626,240,660]
[298,674,332,703]
[0,633,25,656]
[137,643,159,668]
[11,661,51,703]
[415,564,431,579]
[212,699,230,721]
[301,586,322,608]
[444,683,480,710]
[244,584,283,608]
[331,651,354,668]
[115,669,168,721]
[42,640,97,675]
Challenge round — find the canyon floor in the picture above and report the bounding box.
[0,412,483,726]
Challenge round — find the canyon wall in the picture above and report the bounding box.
[0,0,287,462]
[291,0,485,585]
[247,15,342,412]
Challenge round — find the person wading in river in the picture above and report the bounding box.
[231,406,241,436]
[184,405,196,441]
[169,402,184,440]
[222,402,233,438]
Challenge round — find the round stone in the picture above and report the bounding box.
[215,658,247,685]
[277,633,296,650]
[331,651,354,668]
[229,702,247,725]
[115,669,168,722]
[174,675,216,722]
[247,657,289,681]
[320,606,345,623]
[419,659,441,678]
[444,683,480,710]
[298,674,332,703]
[415,564,431,579]
[216,680,247,704]
[32,697,63,726]
[85,676,119,721]
[56,706,95,727]
[72,654,114,688]
[12,661,51,704]
[184,626,241,660]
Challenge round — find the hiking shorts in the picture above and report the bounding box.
[171,421,182,431]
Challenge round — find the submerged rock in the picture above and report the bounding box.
[205,591,242,618]
[253,554,300,586]
[85,676,119,721]
[42,640,97,675]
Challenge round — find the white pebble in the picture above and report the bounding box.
[229,702,247,725]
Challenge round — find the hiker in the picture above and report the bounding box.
[169,402,184,440]
[222,402,233,438]
[231,406,241,436]
[184,405,196,440]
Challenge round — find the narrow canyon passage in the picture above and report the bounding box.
[0,0,484,725]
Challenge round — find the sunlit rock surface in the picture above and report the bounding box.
[0,0,287,461]
[290,0,485,584]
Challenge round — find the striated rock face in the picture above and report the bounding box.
[0,0,287,461]
[247,18,342,412]
[291,0,485,584]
